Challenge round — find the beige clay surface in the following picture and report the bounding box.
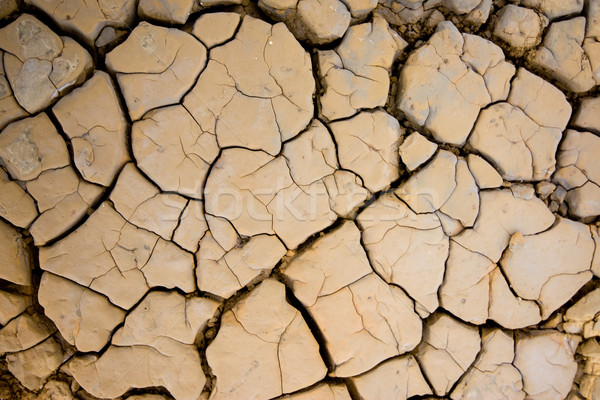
[0,1,599,400]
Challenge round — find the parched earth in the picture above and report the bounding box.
[0,0,599,399]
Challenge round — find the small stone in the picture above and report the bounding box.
[536,181,556,200]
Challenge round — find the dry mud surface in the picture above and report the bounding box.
[0,0,599,399]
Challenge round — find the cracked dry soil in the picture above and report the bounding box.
[0,0,599,399]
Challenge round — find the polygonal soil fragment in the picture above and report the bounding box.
[38,272,126,352]
[500,217,594,319]
[532,17,596,92]
[573,97,600,133]
[53,71,130,187]
[110,163,188,240]
[0,219,31,286]
[514,331,579,400]
[138,0,196,24]
[0,14,93,114]
[416,313,481,396]
[453,186,555,262]
[71,291,217,400]
[521,0,583,20]
[39,202,195,309]
[397,21,514,145]
[205,147,338,248]
[358,193,449,315]
[207,279,326,400]
[0,290,31,325]
[0,113,104,245]
[259,0,351,45]
[192,12,241,48]
[350,355,432,399]
[451,328,524,400]
[0,50,27,130]
[196,216,287,298]
[106,22,207,120]
[329,110,401,192]
[283,220,423,377]
[469,102,562,181]
[24,0,135,44]
[493,5,547,53]
[0,169,37,228]
[554,129,600,220]
[275,383,352,399]
[184,16,314,155]
[564,288,600,336]
[398,131,437,171]
[396,150,479,230]
[6,337,63,391]
[319,15,406,120]
[0,313,55,355]
[132,104,219,199]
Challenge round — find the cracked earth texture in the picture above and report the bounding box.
[0,0,599,399]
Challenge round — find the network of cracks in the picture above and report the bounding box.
[0,0,600,399]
